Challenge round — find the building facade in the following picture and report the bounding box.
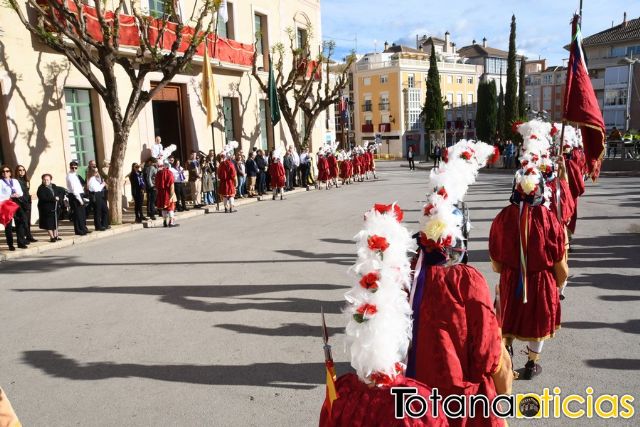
[0,0,327,194]
[525,60,567,122]
[457,39,522,93]
[581,13,640,131]
[352,42,481,158]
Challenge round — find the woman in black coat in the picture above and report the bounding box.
[15,165,37,242]
[36,173,61,242]
[128,162,146,223]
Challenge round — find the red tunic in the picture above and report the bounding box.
[411,264,504,427]
[268,161,286,188]
[368,151,376,170]
[318,157,329,182]
[353,156,362,175]
[320,373,448,427]
[566,148,586,233]
[155,168,175,211]
[547,178,575,226]
[327,155,338,179]
[217,160,237,197]
[346,159,353,178]
[339,160,349,179]
[489,204,565,341]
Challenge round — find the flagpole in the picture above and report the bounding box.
[210,20,220,211]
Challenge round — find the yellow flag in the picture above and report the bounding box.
[201,42,217,125]
[325,362,338,412]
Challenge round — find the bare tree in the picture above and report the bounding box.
[251,25,354,151]
[8,0,219,223]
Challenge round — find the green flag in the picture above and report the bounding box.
[268,55,281,126]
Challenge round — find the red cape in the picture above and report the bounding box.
[155,168,175,210]
[217,160,237,197]
[268,161,286,188]
[0,199,19,226]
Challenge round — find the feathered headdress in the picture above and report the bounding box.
[222,140,239,158]
[273,146,284,161]
[343,203,415,386]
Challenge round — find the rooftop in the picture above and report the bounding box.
[583,16,640,46]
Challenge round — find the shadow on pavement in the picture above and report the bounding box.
[319,238,354,245]
[584,358,640,370]
[562,320,640,335]
[22,350,350,389]
[598,295,640,302]
[215,322,343,338]
[570,274,639,292]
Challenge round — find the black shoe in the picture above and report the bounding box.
[183,208,190,211]
[96,228,106,231]
[29,237,38,242]
[86,230,92,234]
[560,294,566,301]
[18,243,28,249]
[8,246,15,251]
[522,360,542,380]
[163,220,168,227]
[149,216,157,220]
[272,195,276,200]
[141,216,149,221]
[224,208,228,213]
[168,223,179,228]
[50,238,57,243]
[56,236,62,240]
[135,219,142,223]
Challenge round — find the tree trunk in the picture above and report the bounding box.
[107,129,129,225]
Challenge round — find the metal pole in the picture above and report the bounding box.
[207,27,221,211]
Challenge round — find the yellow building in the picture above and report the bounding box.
[353,41,482,157]
[0,0,325,202]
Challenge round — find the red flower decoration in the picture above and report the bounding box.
[418,232,452,251]
[521,159,529,166]
[359,271,380,292]
[369,371,393,386]
[511,121,524,134]
[442,148,449,163]
[529,134,538,140]
[550,126,558,137]
[423,203,435,216]
[373,203,404,222]
[489,146,500,165]
[437,187,448,199]
[525,167,536,175]
[367,235,390,252]
[531,154,539,162]
[460,151,472,160]
[353,303,378,323]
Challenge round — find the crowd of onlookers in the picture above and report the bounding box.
[1,140,378,252]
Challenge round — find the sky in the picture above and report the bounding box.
[321,0,640,65]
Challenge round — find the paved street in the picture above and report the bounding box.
[0,162,638,426]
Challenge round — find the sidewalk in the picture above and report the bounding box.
[0,185,322,261]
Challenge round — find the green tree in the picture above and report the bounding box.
[8,0,219,224]
[518,57,527,119]
[497,83,505,141]
[422,42,445,149]
[504,14,518,139]
[476,80,497,143]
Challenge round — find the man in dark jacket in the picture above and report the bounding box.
[255,150,267,196]
[245,151,258,197]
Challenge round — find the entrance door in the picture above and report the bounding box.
[151,84,187,161]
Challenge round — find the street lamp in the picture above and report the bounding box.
[620,57,640,132]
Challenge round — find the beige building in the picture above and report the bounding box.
[0,0,326,197]
[352,40,482,158]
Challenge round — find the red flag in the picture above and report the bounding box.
[563,14,606,180]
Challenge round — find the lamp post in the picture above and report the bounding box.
[620,57,640,132]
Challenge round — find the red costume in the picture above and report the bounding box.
[318,156,330,182]
[367,151,375,171]
[339,160,350,180]
[353,156,361,176]
[489,204,565,341]
[155,167,175,211]
[327,154,338,179]
[410,264,504,427]
[565,148,586,234]
[320,373,448,427]
[268,160,286,188]
[548,178,576,226]
[217,159,237,197]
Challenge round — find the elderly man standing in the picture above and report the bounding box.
[188,150,203,208]
[66,161,90,236]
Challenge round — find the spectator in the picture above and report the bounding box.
[291,146,300,187]
[144,158,158,220]
[431,144,440,168]
[283,148,294,191]
[156,160,179,227]
[66,161,90,236]
[608,127,621,158]
[255,149,267,196]
[245,151,258,197]
[151,135,164,160]
[172,159,188,212]
[202,160,215,205]
[188,151,202,208]
[128,162,146,223]
[87,168,110,231]
[300,147,311,191]
[15,164,37,242]
[236,152,246,198]
[37,173,63,242]
[0,164,27,250]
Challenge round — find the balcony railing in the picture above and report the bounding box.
[378,102,390,110]
[362,103,373,112]
[362,124,374,133]
[379,123,391,132]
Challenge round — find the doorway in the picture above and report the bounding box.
[151,84,188,161]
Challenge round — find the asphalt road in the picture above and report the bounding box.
[0,162,638,426]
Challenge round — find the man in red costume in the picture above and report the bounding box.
[217,153,238,213]
[317,152,329,190]
[327,153,339,188]
[268,156,286,200]
[564,145,586,240]
[489,167,568,379]
[155,160,178,227]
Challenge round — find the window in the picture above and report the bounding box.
[627,45,640,57]
[447,75,453,84]
[467,77,473,84]
[223,97,238,144]
[485,57,507,75]
[604,89,628,106]
[605,66,629,86]
[407,88,421,130]
[543,87,552,110]
[216,2,234,39]
[542,74,552,85]
[407,74,415,88]
[297,27,308,50]
[604,110,625,129]
[64,88,97,178]
[363,98,373,112]
[379,93,389,110]
[148,0,165,18]
[363,77,371,86]
[456,93,463,107]
[446,93,453,107]
[456,76,462,84]
[258,100,269,150]
[380,75,388,84]
[467,93,473,105]
[254,13,268,67]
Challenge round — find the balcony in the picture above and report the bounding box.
[379,123,391,132]
[591,77,605,91]
[362,124,374,133]
[362,103,373,112]
[378,102,390,111]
